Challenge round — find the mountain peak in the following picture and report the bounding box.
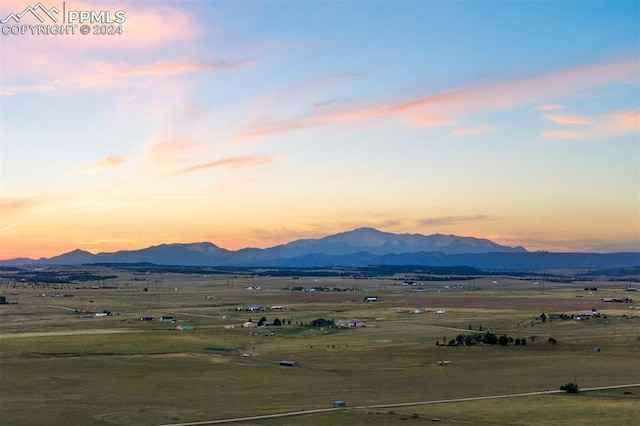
[1,228,530,266]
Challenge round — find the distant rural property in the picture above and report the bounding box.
[1,262,638,425]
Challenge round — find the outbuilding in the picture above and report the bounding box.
[280,360,299,367]
[176,324,193,331]
[348,319,366,328]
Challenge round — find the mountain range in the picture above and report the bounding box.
[2,227,638,270]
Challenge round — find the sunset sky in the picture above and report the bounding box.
[1,0,639,259]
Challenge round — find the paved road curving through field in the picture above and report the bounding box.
[156,384,640,426]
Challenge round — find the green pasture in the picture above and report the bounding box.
[1,269,639,425]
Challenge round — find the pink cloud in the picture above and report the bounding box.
[234,57,638,141]
[2,55,254,97]
[0,1,199,52]
[168,156,282,176]
[146,137,202,167]
[543,108,639,139]
[544,113,592,125]
[0,195,51,216]
[96,59,256,76]
[410,115,456,127]
[77,155,126,174]
[0,1,207,95]
[542,130,584,139]
[603,108,640,132]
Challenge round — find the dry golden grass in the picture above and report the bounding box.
[1,269,638,425]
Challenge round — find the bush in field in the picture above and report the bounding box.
[498,335,509,345]
[560,382,579,393]
[548,337,558,345]
[484,332,498,345]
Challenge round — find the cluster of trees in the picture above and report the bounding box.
[539,312,600,322]
[6,270,118,284]
[248,317,290,326]
[283,286,362,292]
[437,332,528,346]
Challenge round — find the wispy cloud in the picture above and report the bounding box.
[543,107,639,139]
[418,215,495,227]
[76,155,126,174]
[78,238,136,246]
[0,223,19,233]
[0,1,203,85]
[410,115,456,127]
[0,196,50,216]
[96,59,256,77]
[2,57,250,96]
[234,56,638,141]
[71,201,135,215]
[47,58,255,94]
[544,113,592,125]
[168,156,283,176]
[452,123,491,136]
[542,130,584,139]
[146,137,202,167]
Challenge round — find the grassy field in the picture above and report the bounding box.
[1,268,639,425]
[237,387,640,426]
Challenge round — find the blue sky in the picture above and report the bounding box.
[1,0,638,258]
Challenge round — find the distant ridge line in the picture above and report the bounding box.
[1,228,638,270]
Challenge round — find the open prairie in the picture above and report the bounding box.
[1,267,639,425]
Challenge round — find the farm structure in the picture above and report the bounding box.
[176,324,193,331]
[348,319,366,328]
[202,347,239,356]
